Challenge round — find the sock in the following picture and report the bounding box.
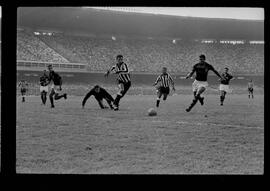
[156,99,160,107]
[44,94,47,104]
[114,95,122,107]
[187,97,198,110]
[41,93,45,104]
[54,94,65,100]
[50,95,54,106]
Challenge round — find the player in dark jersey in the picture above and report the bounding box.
[47,64,67,108]
[248,79,254,99]
[105,55,131,111]
[18,80,28,102]
[219,67,234,106]
[185,54,223,112]
[82,85,115,109]
[153,67,175,107]
[39,70,50,105]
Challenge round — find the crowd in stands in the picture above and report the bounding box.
[17,30,264,74]
[17,30,70,63]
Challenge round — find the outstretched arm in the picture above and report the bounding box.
[212,69,222,79]
[105,65,115,77]
[82,90,93,108]
[153,76,161,86]
[186,66,196,79]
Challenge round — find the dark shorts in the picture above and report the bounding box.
[21,88,26,94]
[158,87,170,95]
[119,81,131,96]
[248,88,253,93]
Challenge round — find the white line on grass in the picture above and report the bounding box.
[151,120,263,130]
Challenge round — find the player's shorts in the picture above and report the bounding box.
[248,88,253,92]
[50,84,62,94]
[219,84,230,92]
[157,86,170,95]
[118,81,131,96]
[21,88,26,94]
[40,85,49,93]
[192,80,208,92]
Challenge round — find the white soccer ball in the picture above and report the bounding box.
[148,108,157,116]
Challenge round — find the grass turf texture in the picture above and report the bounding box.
[16,94,264,174]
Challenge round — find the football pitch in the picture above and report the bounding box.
[16,94,264,174]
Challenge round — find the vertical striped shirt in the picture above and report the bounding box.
[155,73,174,88]
[18,81,28,89]
[248,82,254,89]
[110,62,131,83]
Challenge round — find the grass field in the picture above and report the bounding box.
[16,93,264,174]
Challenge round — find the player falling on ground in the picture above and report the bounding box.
[18,80,28,102]
[248,79,254,99]
[82,85,115,109]
[39,70,50,105]
[153,67,175,107]
[185,54,223,112]
[47,64,67,108]
[219,67,234,106]
[105,55,131,111]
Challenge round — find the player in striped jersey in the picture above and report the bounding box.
[248,79,254,99]
[105,55,131,111]
[153,67,175,107]
[18,80,28,102]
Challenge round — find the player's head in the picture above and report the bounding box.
[224,67,229,73]
[47,64,53,71]
[199,54,206,61]
[94,85,100,93]
[43,70,47,75]
[250,79,253,82]
[162,67,167,74]
[116,55,123,64]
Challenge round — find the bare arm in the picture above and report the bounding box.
[105,65,115,77]
[153,75,161,86]
[186,67,195,79]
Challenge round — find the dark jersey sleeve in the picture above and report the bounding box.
[100,88,114,102]
[207,63,215,71]
[82,89,95,107]
[207,63,221,78]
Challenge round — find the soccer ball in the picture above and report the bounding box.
[148,108,157,116]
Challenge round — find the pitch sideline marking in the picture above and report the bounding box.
[151,120,263,130]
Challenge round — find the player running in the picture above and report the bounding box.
[248,79,254,99]
[153,67,175,107]
[18,80,28,102]
[82,85,115,109]
[185,54,223,112]
[219,67,234,106]
[39,70,50,105]
[105,55,131,111]
[47,64,67,108]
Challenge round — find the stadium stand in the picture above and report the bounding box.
[17,30,264,74]
[17,30,70,63]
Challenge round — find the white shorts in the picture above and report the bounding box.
[219,84,230,92]
[192,80,208,92]
[40,86,48,93]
